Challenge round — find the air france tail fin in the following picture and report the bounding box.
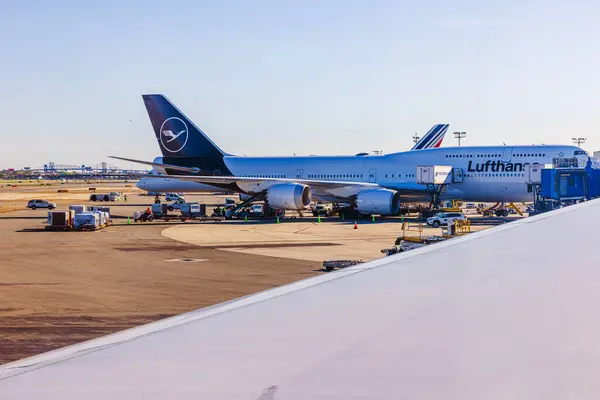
[142,94,229,159]
[411,124,449,150]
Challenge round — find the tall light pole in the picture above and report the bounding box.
[572,137,587,147]
[453,131,467,146]
[412,132,420,144]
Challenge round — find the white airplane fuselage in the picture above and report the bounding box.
[138,144,587,203]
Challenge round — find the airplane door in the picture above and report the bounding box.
[502,147,513,163]
[369,168,377,183]
[452,168,464,183]
[296,169,304,179]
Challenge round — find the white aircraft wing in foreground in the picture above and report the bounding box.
[2,200,600,399]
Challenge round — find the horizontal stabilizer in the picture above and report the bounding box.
[109,156,202,174]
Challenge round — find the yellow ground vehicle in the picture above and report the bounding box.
[440,199,462,212]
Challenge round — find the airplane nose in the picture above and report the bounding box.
[136,178,147,190]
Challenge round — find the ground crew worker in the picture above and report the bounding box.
[124,194,128,202]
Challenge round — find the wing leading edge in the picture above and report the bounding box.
[3,201,600,398]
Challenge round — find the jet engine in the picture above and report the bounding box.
[355,188,400,215]
[266,183,312,210]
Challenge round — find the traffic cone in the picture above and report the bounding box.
[353,221,358,229]
[276,216,280,224]
[341,213,344,221]
[317,215,321,223]
[371,215,375,222]
[127,217,131,225]
[244,215,248,222]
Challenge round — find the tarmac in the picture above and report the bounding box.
[0,182,319,364]
[0,180,500,364]
[163,218,492,262]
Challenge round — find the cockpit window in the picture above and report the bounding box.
[574,150,588,155]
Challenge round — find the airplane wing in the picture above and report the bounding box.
[111,156,379,191]
[112,156,428,202]
[2,200,599,398]
[110,156,202,174]
[141,172,379,190]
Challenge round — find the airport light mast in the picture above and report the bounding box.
[453,131,467,146]
[572,137,587,147]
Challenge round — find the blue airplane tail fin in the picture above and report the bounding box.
[142,94,228,160]
[411,124,449,150]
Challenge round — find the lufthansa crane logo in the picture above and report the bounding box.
[159,117,188,153]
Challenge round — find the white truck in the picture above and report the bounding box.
[426,212,466,228]
[310,202,334,216]
[165,193,184,201]
[166,197,187,211]
[89,192,121,202]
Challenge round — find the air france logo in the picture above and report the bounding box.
[159,117,188,153]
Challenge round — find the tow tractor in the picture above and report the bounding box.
[478,202,523,217]
[439,199,462,212]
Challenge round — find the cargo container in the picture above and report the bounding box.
[69,205,87,215]
[74,212,101,230]
[151,203,169,216]
[47,210,74,229]
[89,206,111,222]
[179,203,206,218]
[89,206,110,213]
[92,211,109,226]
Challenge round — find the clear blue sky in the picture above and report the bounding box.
[1,0,598,169]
